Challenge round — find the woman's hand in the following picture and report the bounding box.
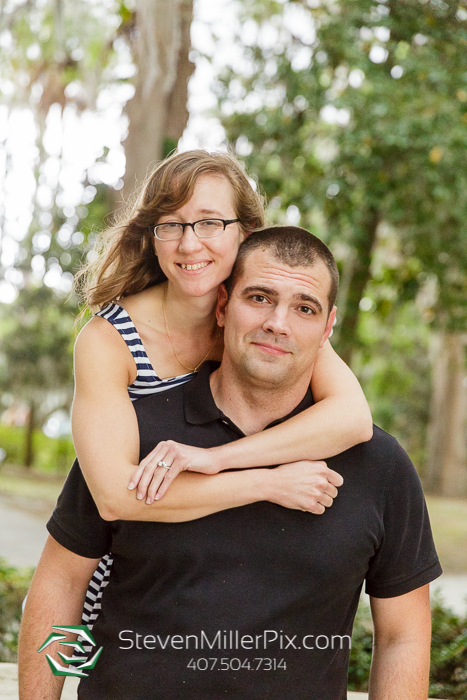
[266,460,344,514]
[128,441,220,503]
[129,439,343,514]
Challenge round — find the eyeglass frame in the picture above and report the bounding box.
[153,218,240,240]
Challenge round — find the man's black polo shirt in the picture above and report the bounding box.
[48,362,442,700]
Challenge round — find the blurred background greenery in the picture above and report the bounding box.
[0,0,465,495]
[0,0,466,695]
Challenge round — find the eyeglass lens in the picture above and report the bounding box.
[156,219,225,239]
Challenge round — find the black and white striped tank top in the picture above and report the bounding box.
[95,302,194,400]
[80,302,195,642]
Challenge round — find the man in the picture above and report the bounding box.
[19,227,441,700]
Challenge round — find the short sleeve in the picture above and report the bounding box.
[47,458,112,559]
[365,441,442,598]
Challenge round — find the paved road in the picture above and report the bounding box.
[0,495,50,568]
[0,495,466,614]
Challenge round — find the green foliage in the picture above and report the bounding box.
[356,301,432,469]
[211,0,467,477]
[348,602,374,691]
[0,424,75,474]
[0,558,34,663]
[0,0,124,112]
[349,597,467,698]
[430,598,467,699]
[0,287,74,397]
[215,0,467,351]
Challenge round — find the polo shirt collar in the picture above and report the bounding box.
[184,360,313,431]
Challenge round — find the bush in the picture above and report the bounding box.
[430,597,467,699]
[0,557,34,662]
[348,602,373,690]
[348,597,467,699]
[0,424,75,473]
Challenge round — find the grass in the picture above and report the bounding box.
[0,465,66,517]
[425,496,467,574]
[0,424,75,474]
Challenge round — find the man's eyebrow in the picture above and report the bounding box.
[241,285,278,297]
[294,293,323,314]
[241,286,323,313]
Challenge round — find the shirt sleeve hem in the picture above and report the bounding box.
[47,514,109,559]
[365,559,443,598]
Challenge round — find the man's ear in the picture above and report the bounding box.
[216,284,229,327]
[320,305,337,348]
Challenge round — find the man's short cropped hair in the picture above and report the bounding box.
[224,226,339,313]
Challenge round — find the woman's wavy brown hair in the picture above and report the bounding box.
[75,150,265,316]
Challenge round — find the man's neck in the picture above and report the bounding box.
[210,358,312,435]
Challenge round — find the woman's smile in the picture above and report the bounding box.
[176,260,212,272]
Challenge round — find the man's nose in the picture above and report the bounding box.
[262,306,291,336]
[178,225,204,254]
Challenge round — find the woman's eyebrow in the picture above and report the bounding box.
[197,208,225,217]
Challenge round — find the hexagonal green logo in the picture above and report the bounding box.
[38,625,103,677]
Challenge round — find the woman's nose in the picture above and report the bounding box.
[178,225,204,253]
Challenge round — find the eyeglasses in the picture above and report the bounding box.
[153,218,240,241]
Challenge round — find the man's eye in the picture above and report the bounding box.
[251,295,267,303]
[299,306,315,315]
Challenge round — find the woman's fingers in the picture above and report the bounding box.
[327,468,344,488]
[270,460,343,514]
[324,483,339,499]
[152,446,186,501]
[138,456,167,502]
[317,493,334,509]
[129,444,171,501]
[128,444,169,490]
[145,443,191,503]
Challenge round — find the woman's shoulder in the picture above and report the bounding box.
[74,315,135,389]
[75,312,132,360]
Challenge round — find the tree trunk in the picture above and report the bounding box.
[335,208,380,365]
[122,0,194,201]
[24,401,36,469]
[425,332,467,497]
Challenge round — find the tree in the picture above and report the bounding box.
[425,333,467,496]
[0,287,74,467]
[0,0,196,292]
[214,0,467,493]
[0,0,197,467]
[122,0,194,198]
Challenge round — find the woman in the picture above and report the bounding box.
[72,149,372,626]
[74,150,371,509]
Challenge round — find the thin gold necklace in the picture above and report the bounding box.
[162,285,221,373]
